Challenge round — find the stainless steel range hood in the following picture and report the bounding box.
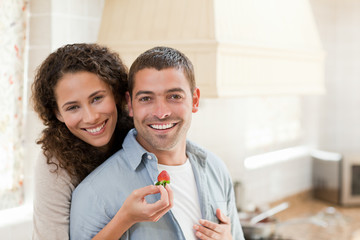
[98,0,325,97]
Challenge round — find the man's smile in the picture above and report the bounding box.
[149,123,176,130]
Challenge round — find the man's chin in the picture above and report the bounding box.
[148,140,179,152]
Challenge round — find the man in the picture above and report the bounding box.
[70,46,244,240]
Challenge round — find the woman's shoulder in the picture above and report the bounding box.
[34,153,77,189]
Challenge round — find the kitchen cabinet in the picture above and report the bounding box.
[98,0,325,97]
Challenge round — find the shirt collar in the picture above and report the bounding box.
[122,128,208,170]
[186,140,207,167]
[122,129,153,171]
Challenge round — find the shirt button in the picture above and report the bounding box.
[147,155,152,160]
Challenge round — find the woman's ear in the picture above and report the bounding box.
[55,110,64,122]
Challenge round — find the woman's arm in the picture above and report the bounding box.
[33,155,75,240]
[92,184,173,240]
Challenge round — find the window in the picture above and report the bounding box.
[0,0,28,210]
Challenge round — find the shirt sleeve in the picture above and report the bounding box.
[70,179,112,240]
[226,177,245,240]
[32,155,75,240]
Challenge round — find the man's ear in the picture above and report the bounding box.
[125,92,134,117]
[192,88,200,113]
[55,110,64,122]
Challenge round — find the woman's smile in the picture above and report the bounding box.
[83,120,107,135]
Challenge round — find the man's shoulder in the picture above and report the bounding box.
[186,140,227,169]
[73,149,126,193]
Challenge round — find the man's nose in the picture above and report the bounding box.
[153,100,171,119]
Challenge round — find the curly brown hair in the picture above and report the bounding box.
[32,43,133,183]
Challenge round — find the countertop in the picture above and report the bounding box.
[268,190,360,240]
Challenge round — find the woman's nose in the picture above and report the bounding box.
[82,106,99,123]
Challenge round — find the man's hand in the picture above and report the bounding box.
[193,208,233,240]
[92,185,173,240]
[121,184,173,224]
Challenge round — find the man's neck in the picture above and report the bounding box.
[153,145,187,166]
[134,131,188,166]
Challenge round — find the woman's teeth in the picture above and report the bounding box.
[86,122,105,133]
[151,123,175,130]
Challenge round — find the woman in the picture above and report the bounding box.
[32,43,173,240]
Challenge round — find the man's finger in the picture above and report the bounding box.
[146,186,171,211]
[132,185,161,198]
[194,223,220,239]
[198,219,223,233]
[216,208,230,224]
[165,184,174,207]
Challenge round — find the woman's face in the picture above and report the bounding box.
[54,71,118,148]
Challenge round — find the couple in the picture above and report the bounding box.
[32,44,244,240]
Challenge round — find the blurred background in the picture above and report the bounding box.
[0,0,360,239]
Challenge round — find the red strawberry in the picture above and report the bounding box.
[155,170,170,187]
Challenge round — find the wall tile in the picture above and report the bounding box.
[27,46,52,79]
[29,15,51,46]
[29,0,50,14]
[68,0,87,17]
[87,0,104,17]
[51,0,69,14]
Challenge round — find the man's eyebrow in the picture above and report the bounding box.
[167,88,185,93]
[134,88,186,98]
[134,90,154,98]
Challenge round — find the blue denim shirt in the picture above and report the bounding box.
[70,129,244,240]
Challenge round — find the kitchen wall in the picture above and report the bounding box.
[313,0,360,154]
[187,96,314,208]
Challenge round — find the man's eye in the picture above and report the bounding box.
[139,96,151,102]
[169,94,182,100]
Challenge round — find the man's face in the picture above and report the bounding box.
[127,68,200,154]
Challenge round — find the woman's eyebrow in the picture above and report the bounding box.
[61,100,78,109]
[88,90,106,99]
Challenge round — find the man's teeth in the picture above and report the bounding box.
[86,122,105,133]
[151,123,174,130]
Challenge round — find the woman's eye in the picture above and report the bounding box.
[66,105,79,111]
[93,96,103,103]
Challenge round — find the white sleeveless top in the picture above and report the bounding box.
[158,159,202,240]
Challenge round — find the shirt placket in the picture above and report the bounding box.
[189,154,210,220]
[143,152,187,240]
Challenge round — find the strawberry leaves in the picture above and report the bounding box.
[155,170,170,187]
